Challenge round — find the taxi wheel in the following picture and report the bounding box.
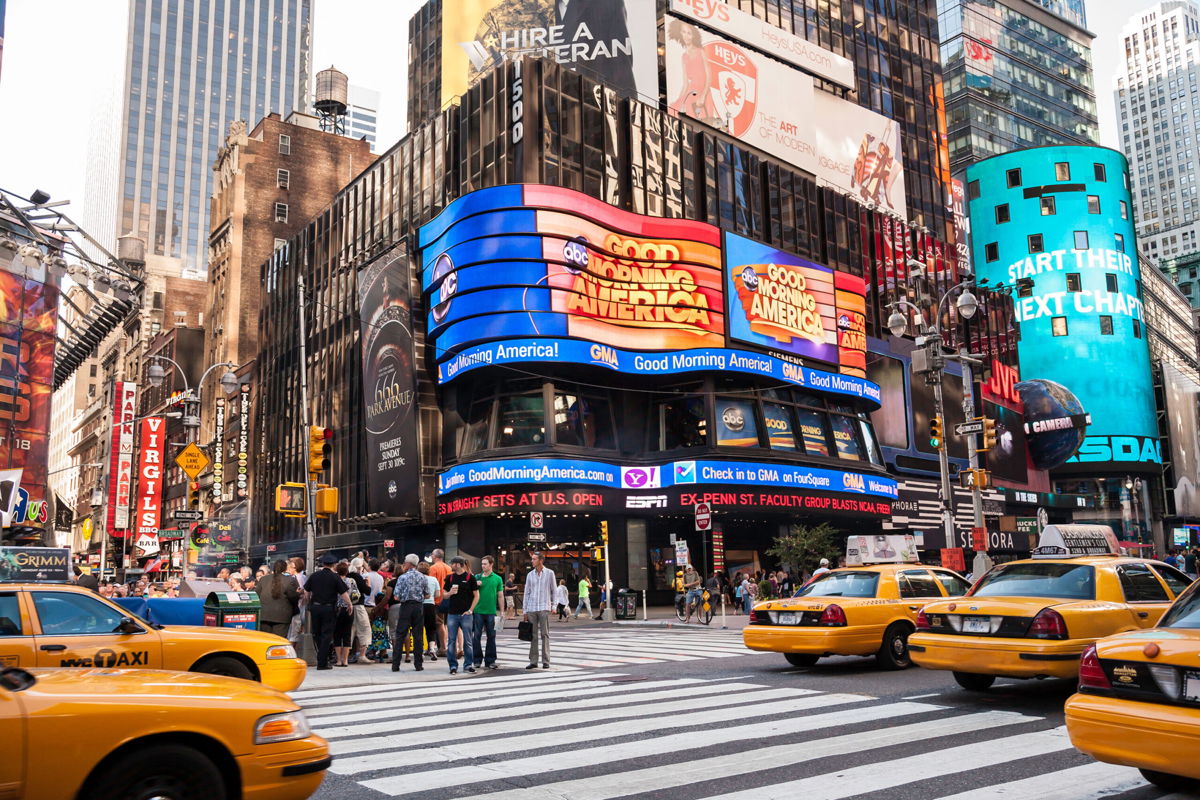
[91,743,226,800]
[1139,769,1199,792]
[876,623,913,670]
[784,653,819,667]
[952,671,996,691]
[194,655,254,681]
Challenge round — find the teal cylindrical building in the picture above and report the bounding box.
[966,145,1160,476]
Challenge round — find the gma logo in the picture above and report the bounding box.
[590,344,620,369]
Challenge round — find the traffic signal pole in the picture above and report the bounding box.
[930,377,956,548]
[297,275,317,576]
[959,347,986,531]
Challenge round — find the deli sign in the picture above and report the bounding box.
[136,417,165,538]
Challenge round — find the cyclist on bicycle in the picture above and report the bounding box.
[682,565,702,623]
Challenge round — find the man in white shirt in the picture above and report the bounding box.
[522,552,556,669]
[811,558,831,581]
[363,558,385,607]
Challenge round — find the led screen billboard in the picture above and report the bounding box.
[1163,363,1200,517]
[419,185,871,388]
[967,146,1158,473]
[440,0,658,107]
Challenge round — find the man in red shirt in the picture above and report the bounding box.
[428,548,452,657]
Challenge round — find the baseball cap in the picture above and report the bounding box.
[819,558,830,566]
[320,553,338,565]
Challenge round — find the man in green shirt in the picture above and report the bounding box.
[574,574,593,619]
[472,555,505,669]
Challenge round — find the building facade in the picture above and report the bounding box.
[939,0,1098,177]
[347,84,379,150]
[112,0,312,276]
[1115,0,1200,263]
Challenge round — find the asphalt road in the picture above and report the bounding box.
[299,626,1190,800]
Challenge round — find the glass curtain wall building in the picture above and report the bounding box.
[118,0,311,275]
[938,0,1098,177]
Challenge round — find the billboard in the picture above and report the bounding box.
[357,246,421,519]
[440,0,657,106]
[664,19,907,218]
[967,146,1158,472]
[667,0,854,89]
[106,381,137,537]
[724,232,866,375]
[1163,363,1200,517]
[135,418,164,538]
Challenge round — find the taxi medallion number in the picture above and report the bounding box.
[963,616,990,634]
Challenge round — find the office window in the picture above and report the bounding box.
[985,242,999,262]
[1120,200,1129,219]
[1133,319,1142,338]
[1052,317,1068,336]
[273,238,287,251]
[1066,273,1081,292]
[1074,231,1089,249]
[1028,234,1044,253]
[1056,162,1071,181]
[1106,273,1119,292]
[1115,233,1126,252]
[274,203,288,223]
[278,134,291,155]
[1100,315,1114,335]
[995,204,1010,223]
[1041,196,1057,215]
[277,168,290,189]
[1018,280,1033,298]
[967,180,980,200]
[1087,195,1101,214]
[1095,163,1108,181]
[1006,168,1022,188]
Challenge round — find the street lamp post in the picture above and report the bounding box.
[886,278,980,549]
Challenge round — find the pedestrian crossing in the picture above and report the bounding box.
[483,624,755,669]
[295,669,1181,800]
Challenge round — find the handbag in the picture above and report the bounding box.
[517,620,533,641]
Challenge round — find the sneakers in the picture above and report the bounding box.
[465,667,476,673]
[487,663,499,670]
[450,668,457,675]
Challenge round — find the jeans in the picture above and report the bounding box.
[309,603,335,668]
[446,613,475,671]
[743,593,753,614]
[574,595,592,617]
[527,609,551,666]
[391,601,424,669]
[472,613,498,666]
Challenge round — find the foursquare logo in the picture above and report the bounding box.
[674,461,697,484]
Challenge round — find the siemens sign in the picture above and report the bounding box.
[967,146,1159,472]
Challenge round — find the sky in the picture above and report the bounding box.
[0,0,1159,221]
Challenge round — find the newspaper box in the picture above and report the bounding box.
[203,591,261,630]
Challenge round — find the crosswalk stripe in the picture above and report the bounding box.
[312,679,778,739]
[706,726,1073,800]
[293,670,618,704]
[359,700,978,797]
[329,688,857,774]
[932,761,1149,799]
[526,644,697,662]
[303,676,688,720]
[448,710,1033,800]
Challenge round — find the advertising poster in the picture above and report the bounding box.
[235,382,250,501]
[107,381,137,537]
[357,246,421,519]
[667,0,854,89]
[1163,363,1200,517]
[983,400,1030,484]
[814,90,906,216]
[211,398,225,505]
[135,417,165,537]
[441,0,657,106]
[0,546,70,582]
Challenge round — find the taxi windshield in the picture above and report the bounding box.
[795,571,878,598]
[1160,583,1200,629]
[970,563,1096,600]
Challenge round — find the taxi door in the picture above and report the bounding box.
[0,590,37,670]
[1115,563,1174,628]
[896,570,946,620]
[0,674,23,800]
[28,589,161,669]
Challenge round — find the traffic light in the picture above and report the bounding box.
[980,417,998,452]
[315,486,339,517]
[188,481,201,508]
[599,520,609,543]
[275,482,307,516]
[308,425,332,474]
[929,416,944,450]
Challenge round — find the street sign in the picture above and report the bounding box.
[694,502,712,532]
[175,442,210,479]
[172,509,203,521]
[675,540,690,566]
[954,421,985,436]
[971,526,988,552]
[384,539,395,549]
[528,531,547,542]
[531,511,544,529]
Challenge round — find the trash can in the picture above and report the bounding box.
[203,591,261,630]
[615,589,638,620]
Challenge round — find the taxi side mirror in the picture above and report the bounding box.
[115,616,142,635]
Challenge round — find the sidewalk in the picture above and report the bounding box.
[613,604,750,630]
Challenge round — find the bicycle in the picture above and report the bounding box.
[675,589,715,625]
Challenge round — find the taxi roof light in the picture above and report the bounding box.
[1027,607,1068,640]
[819,604,847,627]
[1147,663,1182,700]
[1078,644,1111,691]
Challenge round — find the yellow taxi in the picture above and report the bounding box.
[0,665,329,800]
[744,536,972,670]
[1065,578,1200,792]
[0,583,307,691]
[909,525,1193,691]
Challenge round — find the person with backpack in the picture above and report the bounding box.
[332,561,358,667]
[347,562,371,664]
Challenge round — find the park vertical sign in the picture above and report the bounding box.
[106,381,137,537]
[134,417,165,555]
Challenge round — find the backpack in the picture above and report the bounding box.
[344,576,362,605]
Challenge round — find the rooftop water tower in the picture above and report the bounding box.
[314,66,349,135]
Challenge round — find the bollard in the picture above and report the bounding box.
[721,593,727,629]
[642,588,648,621]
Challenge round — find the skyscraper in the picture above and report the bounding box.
[115,0,312,275]
[1115,1,1200,263]
[347,84,379,150]
[939,0,1098,177]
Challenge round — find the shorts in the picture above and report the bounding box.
[505,595,516,610]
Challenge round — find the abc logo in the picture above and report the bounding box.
[740,266,759,291]
[562,236,591,273]
[721,406,745,432]
[430,253,457,324]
